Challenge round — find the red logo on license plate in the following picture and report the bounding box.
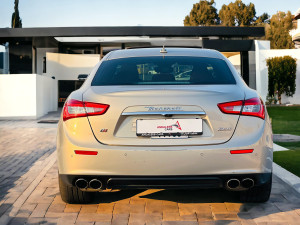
[157,121,182,131]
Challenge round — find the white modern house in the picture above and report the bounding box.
[291,8,300,49]
[0,26,299,119]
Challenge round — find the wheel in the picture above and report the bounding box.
[59,175,94,204]
[239,175,272,203]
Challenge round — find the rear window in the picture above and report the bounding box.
[91,56,236,86]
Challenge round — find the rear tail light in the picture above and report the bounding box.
[241,98,265,119]
[218,97,265,119]
[63,99,109,121]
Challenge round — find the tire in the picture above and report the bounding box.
[59,176,94,204]
[239,175,272,203]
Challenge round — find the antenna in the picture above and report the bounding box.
[160,45,167,53]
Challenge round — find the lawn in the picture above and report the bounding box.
[274,142,300,177]
[267,106,300,136]
[268,106,300,177]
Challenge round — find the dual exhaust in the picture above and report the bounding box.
[226,178,254,190]
[75,177,254,190]
[75,178,102,190]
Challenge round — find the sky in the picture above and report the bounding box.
[0,0,299,28]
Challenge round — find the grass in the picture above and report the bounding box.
[267,106,300,177]
[267,106,300,136]
[274,142,300,177]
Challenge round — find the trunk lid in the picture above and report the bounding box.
[83,85,244,146]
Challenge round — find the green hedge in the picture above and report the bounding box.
[266,56,297,104]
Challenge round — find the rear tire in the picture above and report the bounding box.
[59,175,94,204]
[239,175,272,203]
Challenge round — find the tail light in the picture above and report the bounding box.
[218,97,265,119]
[63,99,109,121]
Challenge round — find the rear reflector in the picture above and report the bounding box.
[230,149,254,154]
[63,99,109,121]
[74,150,98,155]
[218,97,265,119]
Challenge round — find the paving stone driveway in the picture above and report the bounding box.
[0,118,57,220]
[1,114,300,225]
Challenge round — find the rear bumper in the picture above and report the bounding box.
[57,143,273,176]
[57,113,273,176]
[59,173,272,191]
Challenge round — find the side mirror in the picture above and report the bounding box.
[78,74,88,81]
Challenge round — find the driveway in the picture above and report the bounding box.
[0,112,300,225]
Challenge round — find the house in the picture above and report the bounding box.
[0,26,268,118]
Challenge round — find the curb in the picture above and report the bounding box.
[273,143,289,152]
[0,150,57,225]
[273,134,300,142]
[273,162,300,195]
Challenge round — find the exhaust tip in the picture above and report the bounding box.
[75,178,88,189]
[89,179,102,190]
[241,178,254,189]
[227,179,240,189]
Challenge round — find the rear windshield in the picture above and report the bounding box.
[91,56,236,86]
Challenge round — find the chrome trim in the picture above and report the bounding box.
[226,179,240,189]
[241,178,254,189]
[89,179,103,190]
[122,111,206,116]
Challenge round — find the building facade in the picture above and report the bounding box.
[0,26,266,118]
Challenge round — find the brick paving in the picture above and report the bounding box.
[1,112,300,224]
[6,165,300,225]
[0,113,58,221]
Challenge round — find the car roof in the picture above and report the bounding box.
[106,47,226,60]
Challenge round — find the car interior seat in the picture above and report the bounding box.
[190,64,214,84]
[116,64,139,84]
[152,66,175,82]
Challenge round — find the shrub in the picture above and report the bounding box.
[266,56,297,104]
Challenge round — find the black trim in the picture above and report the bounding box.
[107,177,221,189]
[241,51,250,85]
[202,40,254,52]
[59,173,272,191]
[0,26,265,38]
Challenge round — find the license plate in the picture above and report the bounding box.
[136,119,202,137]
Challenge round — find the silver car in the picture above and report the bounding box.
[57,47,273,204]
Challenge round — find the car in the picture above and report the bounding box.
[57,47,273,204]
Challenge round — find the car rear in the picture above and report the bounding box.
[57,48,273,203]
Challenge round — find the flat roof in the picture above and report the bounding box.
[0,26,264,52]
[0,26,265,38]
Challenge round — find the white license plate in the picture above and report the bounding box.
[136,119,202,137]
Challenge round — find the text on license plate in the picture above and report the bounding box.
[136,118,202,137]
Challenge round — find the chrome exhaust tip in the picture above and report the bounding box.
[89,179,102,190]
[227,179,240,189]
[75,178,88,189]
[241,178,254,189]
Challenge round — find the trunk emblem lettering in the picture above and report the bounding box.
[218,127,232,131]
[145,106,183,111]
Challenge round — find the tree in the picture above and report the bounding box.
[184,0,219,26]
[254,13,270,26]
[11,0,22,28]
[266,56,297,104]
[219,0,256,26]
[265,11,294,49]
